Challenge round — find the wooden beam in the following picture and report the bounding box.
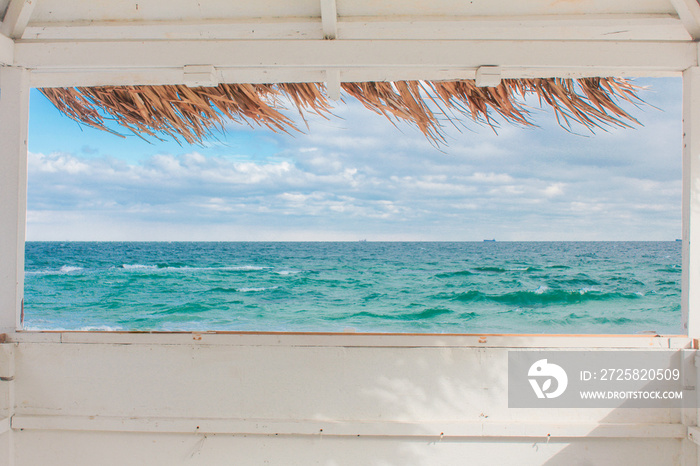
[670,0,700,39]
[320,0,337,39]
[0,33,13,65]
[14,39,698,74]
[30,66,683,89]
[0,67,29,334]
[324,69,341,100]
[9,415,688,438]
[1,0,35,39]
[682,67,700,338]
[21,14,689,41]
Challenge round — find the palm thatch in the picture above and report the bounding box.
[40,78,643,145]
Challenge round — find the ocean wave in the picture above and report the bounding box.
[472,266,508,273]
[592,316,633,325]
[337,307,453,321]
[436,288,643,305]
[551,276,601,287]
[25,265,84,276]
[204,286,279,293]
[204,287,238,293]
[152,303,213,315]
[118,264,269,273]
[237,286,279,292]
[225,266,268,272]
[655,279,678,286]
[121,264,158,271]
[435,270,474,278]
[22,324,126,331]
[76,325,124,331]
[59,265,83,273]
[471,266,539,274]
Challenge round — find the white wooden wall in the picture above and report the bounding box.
[2,0,700,464]
[0,333,695,466]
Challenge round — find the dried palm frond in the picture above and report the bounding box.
[40,77,643,145]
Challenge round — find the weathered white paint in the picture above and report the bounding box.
[182,65,218,88]
[0,67,28,335]
[0,337,692,465]
[10,331,692,348]
[0,341,14,466]
[320,0,337,39]
[9,415,689,438]
[325,68,341,100]
[29,66,685,90]
[12,432,690,466]
[0,1,698,464]
[13,40,699,89]
[14,39,698,71]
[26,0,680,22]
[670,0,700,39]
[20,15,691,42]
[0,0,34,39]
[682,67,700,338]
[475,66,501,87]
[0,33,12,65]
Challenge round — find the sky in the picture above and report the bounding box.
[26,78,683,241]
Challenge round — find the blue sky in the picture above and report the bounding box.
[26,78,682,241]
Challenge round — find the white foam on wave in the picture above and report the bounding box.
[122,264,158,271]
[166,265,269,272]
[276,270,299,275]
[59,265,83,273]
[226,265,268,271]
[77,325,125,331]
[237,286,279,292]
[22,324,124,331]
[533,285,549,294]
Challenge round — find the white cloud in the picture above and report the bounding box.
[26,78,683,241]
[544,183,565,197]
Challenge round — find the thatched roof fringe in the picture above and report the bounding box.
[40,77,643,145]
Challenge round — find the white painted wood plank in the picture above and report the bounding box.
[21,14,689,41]
[26,0,680,23]
[0,0,35,39]
[670,0,700,39]
[0,33,13,65]
[682,67,700,339]
[13,39,698,74]
[9,415,688,438]
[320,0,337,39]
[324,69,341,100]
[29,66,682,89]
[0,67,29,334]
[24,19,324,41]
[13,431,685,466]
[9,330,685,348]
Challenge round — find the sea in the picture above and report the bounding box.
[23,241,682,334]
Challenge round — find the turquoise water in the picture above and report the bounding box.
[23,241,682,334]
